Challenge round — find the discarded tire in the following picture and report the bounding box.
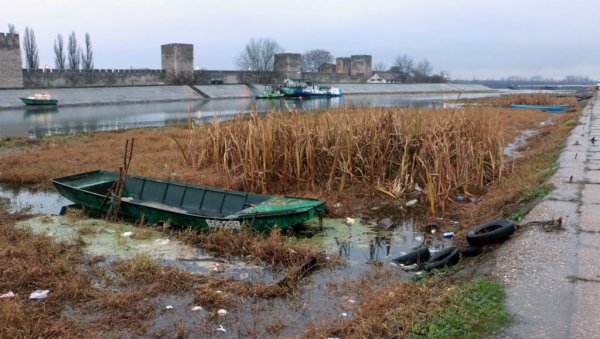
[392,245,430,265]
[424,247,460,271]
[466,219,516,247]
[459,246,483,257]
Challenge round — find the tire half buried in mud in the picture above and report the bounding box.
[391,245,430,265]
[466,219,516,247]
[424,247,460,271]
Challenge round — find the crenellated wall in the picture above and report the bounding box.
[22,69,166,88]
[20,68,366,89]
[0,33,23,88]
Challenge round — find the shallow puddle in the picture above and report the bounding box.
[0,184,70,214]
[302,217,454,267]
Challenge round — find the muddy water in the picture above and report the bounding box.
[10,186,459,336]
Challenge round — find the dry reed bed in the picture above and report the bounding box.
[179,107,544,213]
[463,92,578,107]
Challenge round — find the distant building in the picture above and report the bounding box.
[336,57,351,74]
[318,63,336,73]
[367,72,403,84]
[350,55,372,78]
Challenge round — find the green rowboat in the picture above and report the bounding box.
[51,170,325,231]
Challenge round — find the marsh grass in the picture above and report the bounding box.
[177,107,545,213]
[455,107,579,227]
[179,227,328,268]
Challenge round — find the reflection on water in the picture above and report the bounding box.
[302,218,453,266]
[0,92,498,139]
[0,185,71,214]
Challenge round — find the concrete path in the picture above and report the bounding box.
[490,95,600,338]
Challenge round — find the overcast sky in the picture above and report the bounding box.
[5,0,600,79]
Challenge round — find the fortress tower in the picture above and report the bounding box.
[0,33,23,88]
[274,53,301,79]
[161,43,194,82]
[350,55,372,78]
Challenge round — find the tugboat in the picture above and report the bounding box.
[255,85,283,99]
[280,79,342,98]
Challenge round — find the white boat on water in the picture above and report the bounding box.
[301,84,343,97]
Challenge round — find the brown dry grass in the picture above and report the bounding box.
[0,127,207,189]
[0,208,320,336]
[452,106,580,232]
[304,269,450,338]
[0,212,97,338]
[463,92,578,107]
[176,107,548,213]
[0,106,547,216]
[179,227,328,268]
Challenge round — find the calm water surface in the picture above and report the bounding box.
[0,92,498,139]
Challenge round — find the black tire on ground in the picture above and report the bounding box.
[466,219,516,247]
[391,245,431,265]
[459,246,483,257]
[424,247,460,271]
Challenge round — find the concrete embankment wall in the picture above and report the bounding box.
[0,85,203,109]
[0,83,493,109]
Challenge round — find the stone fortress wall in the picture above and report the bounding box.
[2,34,373,88]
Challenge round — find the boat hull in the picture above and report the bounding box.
[51,170,325,232]
[280,87,310,98]
[20,97,58,105]
[510,104,570,112]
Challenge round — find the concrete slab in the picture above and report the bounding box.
[579,204,600,232]
[581,184,600,204]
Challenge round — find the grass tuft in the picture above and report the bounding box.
[410,279,510,338]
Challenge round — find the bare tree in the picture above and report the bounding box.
[391,55,414,82]
[23,27,39,69]
[81,32,94,70]
[67,31,80,70]
[414,59,433,82]
[54,34,66,70]
[8,23,17,34]
[301,49,333,72]
[373,62,388,72]
[236,38,283,72]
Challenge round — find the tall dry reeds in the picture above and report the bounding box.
[178,107,507,214]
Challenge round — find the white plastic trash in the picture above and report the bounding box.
[443,232,455,238]
[121,231,134,238]
[217,309,228,316]
[0,291,16,299]
[155,239,170,245]
[29,290,50,300]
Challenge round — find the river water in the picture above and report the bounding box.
[0,92,498,139]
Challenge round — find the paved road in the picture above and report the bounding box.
[491,95,600,338]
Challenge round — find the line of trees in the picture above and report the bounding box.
[385,54,447,83]
[8,24,94,70]
[455,75,596,89]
